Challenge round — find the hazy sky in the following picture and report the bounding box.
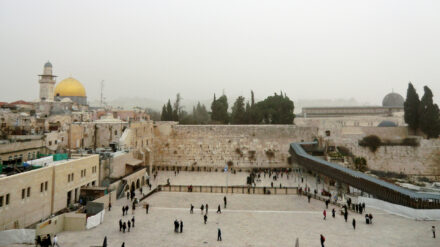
[1,0,439,106]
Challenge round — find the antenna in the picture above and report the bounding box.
[100,80,105,107]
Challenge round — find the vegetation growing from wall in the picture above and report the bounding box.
[359,135,382,152]
[353,157,368,172]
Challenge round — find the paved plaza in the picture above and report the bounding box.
[8,172,440,247]
[55,171,439,247]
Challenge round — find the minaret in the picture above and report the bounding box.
[39,61,57,101]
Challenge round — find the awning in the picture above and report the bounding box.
[126,158,143,166]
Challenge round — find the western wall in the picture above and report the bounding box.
[151,124,318,169]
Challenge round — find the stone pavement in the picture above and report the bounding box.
[54,191,438,247]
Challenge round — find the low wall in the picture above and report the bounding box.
[159,185,298,195]
[0,229,35,246]
[92,191,117,210]
[358,197,440,221]
[35,212,86,237]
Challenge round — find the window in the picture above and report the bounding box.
[55,140,58,145]
[71,173,74,181]
[40,183,44,192]
[45,181,48,191]
[0,195,3,207]
[27,187,31,197]
[5,194,9,205]
[68,174,71,182]
[115,130,117,136]
[49,141,52,146]
[84,169,86,177]
[22,189,25,199]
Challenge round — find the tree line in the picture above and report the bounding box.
[404,83,440,138]
[160,91,295,125]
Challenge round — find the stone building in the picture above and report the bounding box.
[38,62,57,102]
[0,155,99,229]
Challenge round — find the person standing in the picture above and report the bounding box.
[53,234,60,247]
[119,219,122,231]
[308,194,311,203]
[122,207,125,216]
[217,205,221,214]
[131,216,135,228]
[174,219,179,232]
[332,208,335,218]
[352,218,356,230]
[204,214,208,224]
[206,204,209,214]
[344,210,348,222]
[433,226,436,238]
[190,204,194,214]
[224,196,227,208]
[127,220,131,232]
[320,234,325,247]
[122,222,126,233]
[108,202,112,212]
[201,204,204,214]
[180,220,183,233]
[121,242,125,247]
[217,228,222,241]
[325,199,329,209]
[323,210,326,220]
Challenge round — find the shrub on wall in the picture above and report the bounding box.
[354,157,368,172]
[359,135,381,152]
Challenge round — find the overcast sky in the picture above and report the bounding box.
[0,0,439,106]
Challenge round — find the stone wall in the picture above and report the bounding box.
[152,125,318,169]
[338,138,440,176]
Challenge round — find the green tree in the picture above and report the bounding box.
[231,96,246,124]
[418,86,440,138]
[404,82,420,131]
[166,100,173,121]
[211,94,229,124]
[160,105,167,121]
[172,93,182,121]
[255,92,295,124]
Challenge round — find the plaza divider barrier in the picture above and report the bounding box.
[159,185,298,195]
[358,197,440,221]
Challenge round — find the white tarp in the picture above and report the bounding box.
[0,229,35,246]
[358,197,440,221]
[26,155,53,167]
[86,210,105,230]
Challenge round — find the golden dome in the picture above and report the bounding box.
[54,77,86,97]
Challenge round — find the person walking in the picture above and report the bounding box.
[108,202,112,212]
[121,242,125,247]
[323,210,326,220]
[217,228,222,241]
[204,214,208,224]
[127,220,131,232]
[119,219,122,231]
[224,196,227,208]
[432,226,436,238]
[190,204,194,214]
[131,216,135,228]
[325,199,329,209]
[217,205,221,214]
[352,218,356,230]
[332,208,335,218]
[122,207,125,216]
[320,234,325,247]
[53,234,60,247]
[180,220,183,233]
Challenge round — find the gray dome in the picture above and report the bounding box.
[382,92,404,107]
[378,120,397,127]
[44,61,52,68]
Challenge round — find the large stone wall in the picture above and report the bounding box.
[152,125,318,169]
[338,138,440,176]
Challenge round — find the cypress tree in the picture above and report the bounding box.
[231,96,246,124]
[404,82,420,131]
[419,86,440,138]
